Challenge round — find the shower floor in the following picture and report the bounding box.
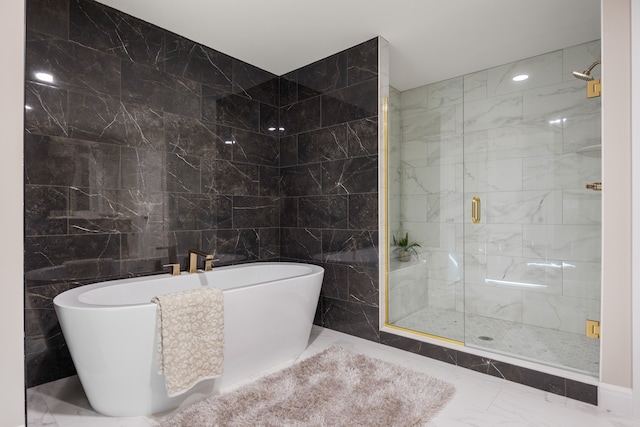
[392,306,599,377]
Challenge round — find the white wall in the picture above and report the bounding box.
[600,0,632,391]
[0,1,26,426]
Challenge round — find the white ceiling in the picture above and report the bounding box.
[97,0,601,92]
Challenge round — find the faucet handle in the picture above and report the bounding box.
[162,263,181,276]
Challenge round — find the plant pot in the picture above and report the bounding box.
[398,250,411,262]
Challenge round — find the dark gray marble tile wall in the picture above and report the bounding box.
[24,0,280,387]
[278,38,380,342]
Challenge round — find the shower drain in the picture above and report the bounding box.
[478,336,494,341]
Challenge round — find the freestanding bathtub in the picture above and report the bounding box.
[53,262,324,417]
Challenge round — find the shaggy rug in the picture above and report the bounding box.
[160,346,455,427]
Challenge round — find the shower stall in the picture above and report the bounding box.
[385,40,602,377]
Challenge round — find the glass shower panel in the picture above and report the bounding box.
[387,78,465,343]
[462,42,602,377]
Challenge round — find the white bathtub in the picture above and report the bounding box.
[53,262,324,417]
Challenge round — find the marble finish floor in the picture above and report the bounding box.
[27,326,633,427]
[393,307,600,377]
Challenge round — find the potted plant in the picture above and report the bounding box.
[392,232,421,262]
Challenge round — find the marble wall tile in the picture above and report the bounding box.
[201,159,260,196]
[165,114,233,159]
[401,105,458,141]
[464,284,523,322]
[321,79,378,127]
[485,190,563,224]
[562,40,601,82]
[68,188,164,234]
[215,228,261,260]
[297,52,348,100]
[464,158,523,192]
[204,92,260,132]
[26,0,69,39]
[523,153,601,191]
[298,125,348,163]
[280,96,322,135]
[321,297,380,342]
[348,265,379,306]
[522,224,601,262]
[165,193,232,231]
[259,228,280,259]
[321,229,377,265]
[279,71,298,106]
[25,82,68,137]
[485,255,563,294]
[427,77,463,108]
[484,224,524,257]
[347,118,378,156]
[321,155,378,195]
[121,61,200,118]
[120,147,164,191]
[464,123,562,163]
[280,135,297,167]
[280,164,322,197]
[260,166,281,197]
[280,228,322,261]
[427,278,459,311]
[70,0,165,69]
[522,293,600,334]
[562,113,601,154]
[25,234,121,272]
[26,32,121,96]
[163,37,233,90]
[166,152,200,193]
[348,193,378,230]
[428,250,463,282]
[347,38,378,85]
[563,261,601,300]
[463,70,487,102]
[563,189,601,225]
[232,61,279,106]
[319,263,350,301]
[464,93,523,133]
[232,196,279,228]
[425,135,464,166]
[523,80,601,124]
[426,192,464,223]
[487,50,563,97]
[25,186,69,236]
[298,196,348,229]
[388,263,429,321]
[25,134,121,188]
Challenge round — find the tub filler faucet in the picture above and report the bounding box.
[188,249,215,273]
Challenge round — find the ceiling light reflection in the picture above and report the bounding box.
[35,72,54,83]
[512,74,529,82]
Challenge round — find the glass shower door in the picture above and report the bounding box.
[461,43,602,376]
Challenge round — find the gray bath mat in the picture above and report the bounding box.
[160,345,455,426]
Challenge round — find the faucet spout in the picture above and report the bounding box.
[188,249,214,273]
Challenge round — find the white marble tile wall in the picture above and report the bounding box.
[391,40,602,342]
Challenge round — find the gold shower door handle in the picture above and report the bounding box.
[471,196,481,224]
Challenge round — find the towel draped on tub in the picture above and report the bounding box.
[151,287,224,397]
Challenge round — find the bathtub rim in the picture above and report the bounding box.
[53,262,324,310]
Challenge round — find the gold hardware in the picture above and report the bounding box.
[587,79,601,98]
[586,320,601,339]
[471,196,481,224]
[162,263,181,276]
[188,249,214,273]
[586,182,602,191]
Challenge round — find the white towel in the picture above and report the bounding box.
[151,287,224,397]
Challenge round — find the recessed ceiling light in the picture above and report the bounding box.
[512,74,529,82]
[35,72,54,83]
